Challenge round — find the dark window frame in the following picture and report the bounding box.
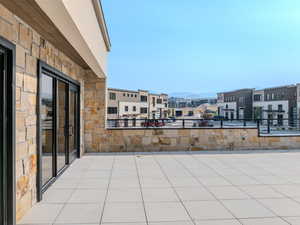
[109,92,116,100]
[107,107,117,114]
[0,36,16,225]
[37,60,81,201]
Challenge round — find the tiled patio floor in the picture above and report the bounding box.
[19,150,300,225]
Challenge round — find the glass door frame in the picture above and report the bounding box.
[0,37,16,225]
[37,60,81,201]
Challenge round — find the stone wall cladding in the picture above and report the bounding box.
[0,4,89,221]
[101,128,300,152]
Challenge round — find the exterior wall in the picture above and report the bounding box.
[0,4,106,221]
[253,100,289,119]
[107,88,168,120]
[101,128,300,152]
[84,73,106,152]
[217,102,237,119]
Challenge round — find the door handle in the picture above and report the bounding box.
[69,125,74,136]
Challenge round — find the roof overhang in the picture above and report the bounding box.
[0,0,110,79]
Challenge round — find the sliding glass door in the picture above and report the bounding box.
[41,74,55,186]
[39,62,80,194]
[69,86,79,163]
[57,81,67,172]
[0,45,5,225]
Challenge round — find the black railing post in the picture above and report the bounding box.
[257,120,260,132]
[267,119,270,134]
[182,119,185,128]
[220,119,223,128]
[243,120,246,127]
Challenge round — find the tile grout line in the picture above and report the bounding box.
[188,153,292,225]
[134,155,150,225]
[50,161,92,225]
[99,154,116,225]
[212,155,295,225]
[153,154,197,225]
[171,154,243,225]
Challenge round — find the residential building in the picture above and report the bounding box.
[217,89,254,120]
[0,0,110,224]
[253,85,299,126]
[169,104,218,119]
[107,88,168,120]
[168,97,217,108]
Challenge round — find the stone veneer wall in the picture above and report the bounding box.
[98,129,300,152]
[0,4,98,221]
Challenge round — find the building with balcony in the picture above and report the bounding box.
[217,89,254,120]
[253,84,300,126]
[107,88,168,120]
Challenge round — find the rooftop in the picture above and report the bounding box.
[19,150,300,225]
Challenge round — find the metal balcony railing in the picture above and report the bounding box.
[106,118,300,136]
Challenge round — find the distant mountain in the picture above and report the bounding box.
[168,92,216,99]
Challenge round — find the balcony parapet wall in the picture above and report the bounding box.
[89,128,300,152]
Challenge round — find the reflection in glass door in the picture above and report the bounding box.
[39,62,80,195]
[57,81,67,172]
[69,86,79,163]
[41,74,54,186]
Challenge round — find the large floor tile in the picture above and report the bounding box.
[77,178,109,189]
[110,178,140,189]
[102,203,146,223]
[240,217,290,225]
[145,202,191,222]
[149,221,193,225]
[55,203,102,224]
[68,189,107,203]
[42,189,74,203]
[239,185,285,199]
[222,199,275,219]
[184,201,234,220]
[199,177,232,186]
[282,217,300,225]
[195,219,241,225]
[208,186,250,200]
[258,198,300,217]
[272,185,300,198]
[19,204,64,224]
[175,187,215,201]
[143,188,179,202]
[107,188,142,202]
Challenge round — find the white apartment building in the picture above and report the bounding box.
[107,88,168,120]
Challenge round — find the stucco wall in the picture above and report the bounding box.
[98,128,300,152]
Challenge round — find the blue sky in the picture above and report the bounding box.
[102,0,300,97]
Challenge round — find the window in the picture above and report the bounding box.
[278,104,283,112]
[133,106,136,111]
[141,95,148,102]
[131,94,133,97]
[127,94,129,97]
[109,92,116,100]
[254,94,261,101]
[152,97,156,106]
[107,107,117,114]
[125,106,129,112]
[165,103,168,107]
[123,93,125,97]
[140,107,148,113]
[135,94,137,97]
[268,105,272,111]
[157,99,162,104]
